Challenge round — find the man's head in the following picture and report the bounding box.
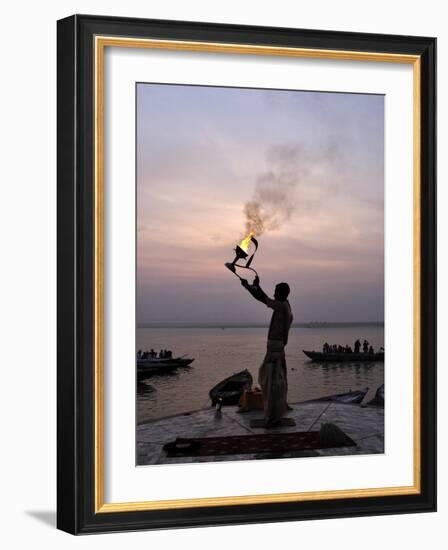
[274,282,290,301]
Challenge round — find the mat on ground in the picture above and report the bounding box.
[162,423,356,457]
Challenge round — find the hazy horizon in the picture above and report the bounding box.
[137,84,384,325]
[137,321,384,328]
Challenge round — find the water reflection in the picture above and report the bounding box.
[136,381,157,402]
[304,360,380,370]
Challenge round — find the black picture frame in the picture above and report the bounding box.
[57,14,436,534]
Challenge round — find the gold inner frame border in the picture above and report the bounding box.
[94,35,421,513]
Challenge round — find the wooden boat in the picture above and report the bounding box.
[303,350,384,362]
[306,387,369,404]
[209,369,253,406]
[367,384,384,406]
[137,356,194,377]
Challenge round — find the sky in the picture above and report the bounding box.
[136,83,384,325]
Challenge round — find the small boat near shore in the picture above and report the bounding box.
[305,387,369,404]
[209,369,253,406]
[367,384,384,407]
[303,350,384,362]
[137,356,194,377]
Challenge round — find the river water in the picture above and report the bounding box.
[136,325,384,423]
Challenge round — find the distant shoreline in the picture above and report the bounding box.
[138,322,384,329]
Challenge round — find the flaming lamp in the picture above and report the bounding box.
[225,232,259,277]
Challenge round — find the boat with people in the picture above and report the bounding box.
[137,355,194,377]
[303,350,384,362]
[209,369,253,406]
[305,338,384,362]
[305,387,369,404]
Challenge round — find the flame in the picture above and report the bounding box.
[239,231,254,253]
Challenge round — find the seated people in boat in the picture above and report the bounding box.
[368,345,374,354]
[323,342,330,353]
[363,339,369,353]
[354,339,361,353]
[166,350,173,358]
[137,349,142,359]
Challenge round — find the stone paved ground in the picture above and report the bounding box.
[137,402,384,465]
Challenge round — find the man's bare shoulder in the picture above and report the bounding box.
[266,297,290,311]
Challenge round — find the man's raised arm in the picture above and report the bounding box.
[241,276,269,304]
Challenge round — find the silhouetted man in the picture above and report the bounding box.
[241,275,293,427]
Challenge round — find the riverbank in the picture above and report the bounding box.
[137,401,384,465]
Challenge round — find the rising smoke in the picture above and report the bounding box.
[243,142,344,236]
[244,145,309,236]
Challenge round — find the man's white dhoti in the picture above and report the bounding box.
[258,339,289,424]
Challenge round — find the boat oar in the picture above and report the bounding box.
[306,402,333,432]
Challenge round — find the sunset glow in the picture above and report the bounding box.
[137,84,384,325]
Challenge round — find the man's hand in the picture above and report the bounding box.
[240,278,249,288]
[241,276,267,305]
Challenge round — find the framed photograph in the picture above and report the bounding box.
[57,14,436,534]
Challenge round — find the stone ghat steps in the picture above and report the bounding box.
[137,402,384,465]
